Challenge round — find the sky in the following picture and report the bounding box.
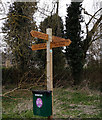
[34,0,95,26]
[0,0,101,29]
[0,0,101,52]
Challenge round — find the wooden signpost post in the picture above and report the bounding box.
[30,29,71,119]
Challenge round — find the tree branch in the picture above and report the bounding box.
[81,7,98,20]
[81,7,102,26]
[89,15,102,38]
[0,17,8,21]
[86,8,102,26]
[83,15,102,55]
[89,36,101,47]
[0,14,33,21]
[37,9,49,17]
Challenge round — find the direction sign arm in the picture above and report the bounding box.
[30,30,48,40]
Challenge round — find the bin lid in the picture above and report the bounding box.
[32,90,52,94]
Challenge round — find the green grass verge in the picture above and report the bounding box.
[2,85,101,119]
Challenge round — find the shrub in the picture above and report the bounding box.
[2,67,21,85]
[83,60,101,90]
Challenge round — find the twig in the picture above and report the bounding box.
[37,9,49,17]
[35,73,45,84]
[0,17,8,21]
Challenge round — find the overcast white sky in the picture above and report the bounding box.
[0,0,101,52]
[0,0,101,29]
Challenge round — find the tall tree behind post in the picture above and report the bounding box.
[39,14,65,82]
[36,1,65,85]
[2,2,37,71]
[65,0,102,86]
[65,1,84,85]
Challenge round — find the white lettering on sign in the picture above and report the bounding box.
[35,94,43,97]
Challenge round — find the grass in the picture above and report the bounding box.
[53,88,101,118]
[2,85,101,119]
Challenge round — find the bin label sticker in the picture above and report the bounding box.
[36,98,43,108]
[35,94,43,97]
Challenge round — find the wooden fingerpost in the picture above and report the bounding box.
[46,28,53,120]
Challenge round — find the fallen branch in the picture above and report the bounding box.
[3,95,23,100]
[2,86,20,97]
[2,73,45,97]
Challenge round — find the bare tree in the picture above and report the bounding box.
[81,6,102,61]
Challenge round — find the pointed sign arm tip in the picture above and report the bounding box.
[67,39,72,44]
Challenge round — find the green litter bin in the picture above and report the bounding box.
[32,90,52,117]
